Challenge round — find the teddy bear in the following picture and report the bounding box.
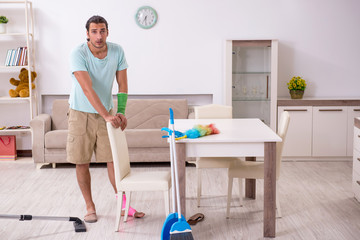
[9,68,36,98]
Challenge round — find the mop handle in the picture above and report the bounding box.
[169,108,182,219]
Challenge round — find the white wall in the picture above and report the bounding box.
[2,0,360,149]
[31,0,360,102]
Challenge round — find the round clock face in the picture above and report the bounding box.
[135,6,158,29]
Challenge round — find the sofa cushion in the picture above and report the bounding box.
[45,130,68,149]
[125,129,169,148]
[52,100,69,130]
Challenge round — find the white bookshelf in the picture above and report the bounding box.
[0,0,37,136]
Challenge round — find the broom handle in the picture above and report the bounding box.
[169,123,177,213]
[169,108,182,219]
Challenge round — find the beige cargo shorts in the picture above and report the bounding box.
[66,108,114,164]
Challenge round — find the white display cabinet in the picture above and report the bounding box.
[225,40,278,130]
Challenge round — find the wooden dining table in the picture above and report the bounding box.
[171,118,282,238]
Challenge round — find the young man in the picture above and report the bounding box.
[67,15,144,223]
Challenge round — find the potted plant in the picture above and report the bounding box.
[0,15,9,34]
[287,76,307,99]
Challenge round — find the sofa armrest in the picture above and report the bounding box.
[30,114,51,163]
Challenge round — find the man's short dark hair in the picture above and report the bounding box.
[85,15,108,32]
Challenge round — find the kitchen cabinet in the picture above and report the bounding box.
[347,107,360,156]
[278,99,360,159]
[278,106,312,157]
[352,118,360,202]
[312,106,347,157]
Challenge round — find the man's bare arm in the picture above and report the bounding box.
[73,71,121,128]
[116,69,128,93]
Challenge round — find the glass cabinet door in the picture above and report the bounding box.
[232,40,273,126]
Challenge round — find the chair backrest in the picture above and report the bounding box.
[106,122,131,185]
[276,111,290,179]
[194,104,233,119]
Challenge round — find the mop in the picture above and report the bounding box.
[0,214,86,232]
[161,108,194,240]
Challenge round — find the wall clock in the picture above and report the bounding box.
[135,6,158,29]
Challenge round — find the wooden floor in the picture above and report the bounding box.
[0,158,360,240]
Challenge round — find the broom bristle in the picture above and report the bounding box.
[169,215,194,239]
[170,232,194,240]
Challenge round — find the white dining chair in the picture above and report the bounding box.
[106,122,171,231]
[226,111,290,218]
[194,104,241,207]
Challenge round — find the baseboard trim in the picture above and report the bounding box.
[17,150,32,157]
[282,156,352,161]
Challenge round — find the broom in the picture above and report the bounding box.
[168,108,194,240]
[161,119,180,240]
[161,114,189,239]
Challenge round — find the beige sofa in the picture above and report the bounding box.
[30,99,189,168]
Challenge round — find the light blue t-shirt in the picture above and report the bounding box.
[69,42,128,113]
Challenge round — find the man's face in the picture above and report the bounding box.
[87,23,108,49]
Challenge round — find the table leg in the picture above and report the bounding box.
[176,143,186,217]
[245,156,256,199]
[264,142,276,238]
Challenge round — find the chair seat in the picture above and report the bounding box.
[197,157,241,168]
[229,160,264,179]
[118,171,171,191]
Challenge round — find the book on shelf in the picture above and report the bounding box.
[22,47,28,66]
[4,47,28,67]
[21,47,28,66]
[15,47,22,66]
[4,49,11,66]
[14,47,21,66]
[8,49,15,66]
